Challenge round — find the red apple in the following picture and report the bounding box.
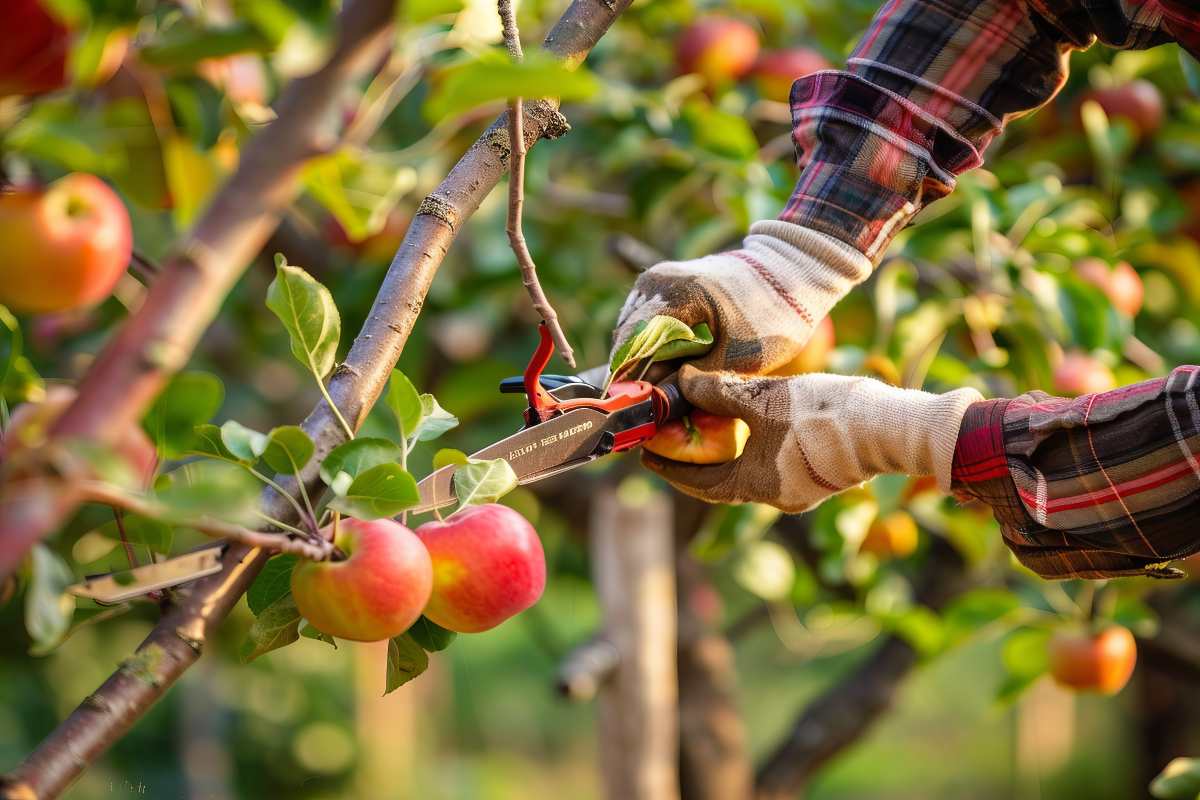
[0,173,133,314]
[1053,352,1116,397]
[773,315,835,375]
[753,47,830,103]
[2,385,156,485]
[291,518,433,642]
[197,54,269,106]
[1073,257,1143,317]
[644,410,751,465]
[1048,625,1137,695]
[675,17,760,88]
[861,510,919,559]
[0,0,70,97]
[416,503,545,633]
[1078,80,1164,140]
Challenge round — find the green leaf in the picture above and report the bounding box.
[996,627,1051,704]
[163,134,221,229]
[385,633,429,693]
[683,102,759,160]
[303,149,416,243]
[453,457,518,507]
[424,50,600,123]
[1181,52,1200,98]
[1151,757,1200,799]
[328,463,420,519]
[942,588,1020,642]
[432,448,469,470]
[386,370,423,438]
[0,305,22,396]
[266,256,342,380]
[299,620,337,648]
[154,461,260,526]
[24,545,76,655]
[412,394,459,442]
[143,372,224,457]
[407,616,456,652]
[319,438,403,489]
[880,607,946,658]
[247,555,298,616]
[189,424,241,461]
[690,503,780,562]
[240,593,301,663]
[139,20,271,67]
[609,316,713,380]
[97,515,174,556]
[261,426,315,475]
[732,540,795,601]
[401,0,462,23]
[220,420,269,462]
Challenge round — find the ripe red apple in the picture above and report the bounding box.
[773,315,835,376]
[861,510,919,559]
[0,173,133,314]
[291,518,433,642]
[0,0,70,97]
[416,503,545,633]
[1053,352,1116,397]
[1073,257,1144,317]
[1078,80,1164,140]
[753,47,830,103]
[644,410,751,465]
[675,17,760,88]
[1048,625,1137,695]
[2,385,156,485]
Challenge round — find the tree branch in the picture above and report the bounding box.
[2,1,632,795]
[753,537,970,799]
[499,0,575,368]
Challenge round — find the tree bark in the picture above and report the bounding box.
[754,537,969,800]
[1,0,633,795]
[592,486,680,800]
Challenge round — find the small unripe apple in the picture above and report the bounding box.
[1078,80,1164,140]
[1053,352,1116,397]
[1073,257,1143,317]
[753,47,830,103]
[675,17,760,88]
[0,173,133,314]
[291,518,433,642]
[2,385,156,485]
[861,510,919,559]
[772,316,835,376]
[644,410,751,465]
[1048,625,1137,695]
[416,504,545,633]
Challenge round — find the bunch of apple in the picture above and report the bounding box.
[291,503,546,642]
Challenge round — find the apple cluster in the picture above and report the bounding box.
[674,16,830,100]
[291,503,546,642]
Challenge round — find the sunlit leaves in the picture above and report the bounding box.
[387,370,459,444]
[424,50,600,122]
[407,616,456,652]
[247,555,298,616]
[154,461,260,526]
[320,438,403,487]
[385,633,429,693]
[303,149,416,243]
[240,593,302,663]
[24,545,75,655]
[143,371,225,457]
[732,540,794,601]
[609,316,713,381]
[267,256,341,380]
[452,457,517,507]
[1151,757,1200,800]
[996,627,1051,703]
[328,463,420,520]
[261,426,315,475]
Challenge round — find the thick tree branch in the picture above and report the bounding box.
[753,538,970,799]
[2,1,632,795]
[499,0,575,368]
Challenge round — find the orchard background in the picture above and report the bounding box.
[3,0,1200,798]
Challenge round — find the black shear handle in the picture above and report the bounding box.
[656,373,693,422]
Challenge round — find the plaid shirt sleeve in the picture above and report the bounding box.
[951,367,1200,580]
[782,0,1200,263]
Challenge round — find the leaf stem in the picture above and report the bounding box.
[247,465,310,526]
[317,377,355,441]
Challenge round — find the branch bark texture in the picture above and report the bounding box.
[3,0,632,795]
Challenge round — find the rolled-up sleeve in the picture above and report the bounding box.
[951,366,1200,579]
[782,0,1198,262]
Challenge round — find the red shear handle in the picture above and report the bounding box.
[524,323,559,421]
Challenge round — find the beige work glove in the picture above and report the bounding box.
[613,221,872,375]
[644,366,983,513]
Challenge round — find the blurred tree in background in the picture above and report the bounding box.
[3,0,1200,798]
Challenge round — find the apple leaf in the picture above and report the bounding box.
[143,371,225,457]
[261,426,315,475]
[386,370,423,438]
[154,461,260,526]
[995,627,1051,704]
[1151,757,1200,799]
[328,463,420,519]
[0,304,42,406]
[303,148,416,243]
[432,448,469,470]
[0,304,21,395]
[189,423,241,462]
[24,544,76,655]
[266,256,341,380]
[423,49,600,123]
[407,616,456,652]
[299,620,337,649]
[385,633,429,694]
[163,133,220,229]
[453,457,518,507]
[96,515,174,557]
[319,438,403,488]
[608,316,713,382]
[220,420,269,462]
[412,394,459,442]
[240,593,301,663]
[247,554,298,615]
[732,540,795,602]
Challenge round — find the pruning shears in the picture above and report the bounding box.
[68,323,690,603]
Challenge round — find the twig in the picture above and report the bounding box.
[3,1,630,794]
[499,0,576,368]
[111,509,139,569]
[79,482,333,561]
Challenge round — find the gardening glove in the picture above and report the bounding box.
[644,365,982,513]
[613,220,872,376]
